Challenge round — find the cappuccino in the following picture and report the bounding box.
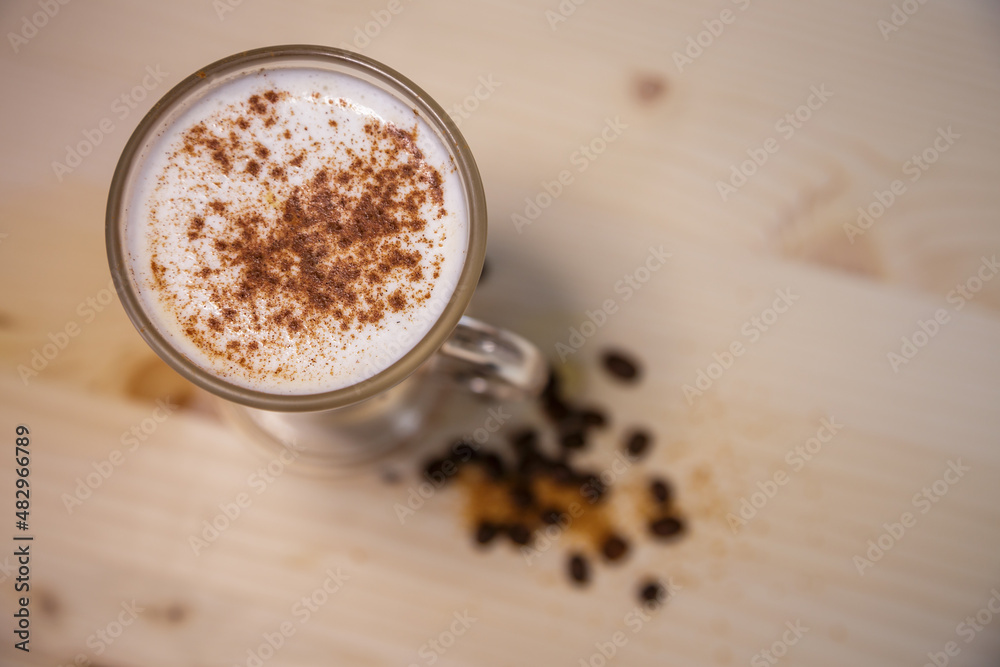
[124,67,469,394]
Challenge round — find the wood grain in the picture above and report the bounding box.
[2,0,999,665]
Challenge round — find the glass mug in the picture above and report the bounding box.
[106,45,547,467]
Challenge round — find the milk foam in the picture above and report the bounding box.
[125,67,469,395]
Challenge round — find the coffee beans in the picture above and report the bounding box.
[650,516,685,539]
[650,477,672,505]
[507,523,532,546]
[568,553,590,585]
[423,457,449,483]
[601,534,630,562]
[601,349,641,382]
[509,428,539,454]
[510,483,535,509]
[475,521,499,545]
[638,579,666,606]
[560,429,586,451]
[479,452,505,481]
[540,507,563,525]
[625,430,652,460]
[419,352,686,601]
[581,408,608,428]
[452,441,478,462]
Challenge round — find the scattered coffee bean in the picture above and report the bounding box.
[649,477,671,505]
[544,395,572,422]
[475,521,499,545]
[568,553,590,585]
[625,429,652,460]
[423,457,448,482]
[507,523,532,546]
[542,367,561,400]
[549,461,574,485]
[560,429,586,450]
[601,349,641,382]
[638,579,666,606]
[650,516,685,539]
[581,407,608,428]
[516,449,549,477]
[479,452,505,481]
[424,359,688,599]
[540,507,563,525]
[510,428,539,454]
[510,483,535,509]
[558,408,586,428]
[451,440,479,463]
[601,534,630,562]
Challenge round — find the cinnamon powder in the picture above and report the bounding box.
[149,88,450,382]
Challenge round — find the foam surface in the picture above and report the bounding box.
[125,67,469,395]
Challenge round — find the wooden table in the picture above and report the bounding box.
[2,0,1000,665]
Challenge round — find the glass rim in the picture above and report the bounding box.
[106,44,487,412]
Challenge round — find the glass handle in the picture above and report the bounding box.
[436,316,548,401]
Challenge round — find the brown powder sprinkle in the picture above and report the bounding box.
[248,94,268,115]
[151,87,450,381]
[388,290,407,312]
[187,216,205,240]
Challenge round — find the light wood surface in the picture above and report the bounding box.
[2,1,1000,665]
